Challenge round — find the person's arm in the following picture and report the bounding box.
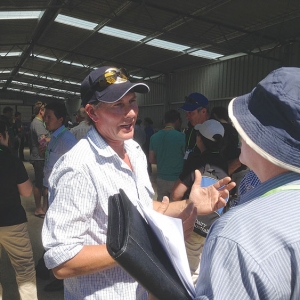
[17,178,32,197]
[172,179,188,201]
[149,149,156,164]
[16,158,32,197]
[154,170,235,217]
[53,245,117,279]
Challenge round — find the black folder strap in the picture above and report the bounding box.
[106,189,192,300]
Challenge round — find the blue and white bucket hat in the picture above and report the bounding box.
[228,67,300,173]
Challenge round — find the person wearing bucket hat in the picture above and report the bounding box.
[42,66,235,300]
[180,92,210,159]
[193,67,300,299]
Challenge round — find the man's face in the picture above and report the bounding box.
[91,91,138,143]
[186,108,208,126]
[5,110,13,122]
[40,106,46,118]
[44,109,63,132]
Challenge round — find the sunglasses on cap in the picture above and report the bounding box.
[184,96,204,111]
[91,68,130,92]
[184,96,199,105]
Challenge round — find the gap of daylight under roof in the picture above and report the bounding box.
[0,11,42,20]
[54,14,223,59]
[55,14,97,30]
[99,26,146,42]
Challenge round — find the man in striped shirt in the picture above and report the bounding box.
[195,67,300,299]
[42,66,234,300]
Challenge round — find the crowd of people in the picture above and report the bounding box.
[1,66,300,300]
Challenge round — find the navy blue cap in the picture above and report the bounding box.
[81,66,150,106]
[179,92,209,112]
[229,67,300,173]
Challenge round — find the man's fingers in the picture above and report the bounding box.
[179,204,197,240]
[192,169,202,187]
[213,177,236,192]
[155,196,170,214]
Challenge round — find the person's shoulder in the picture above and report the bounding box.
[64,129,77,140]
[172,129,185,136]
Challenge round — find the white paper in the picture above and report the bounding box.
[138,202,196,298]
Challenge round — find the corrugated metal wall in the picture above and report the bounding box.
[139,42,300,129]
[136,76,167,130]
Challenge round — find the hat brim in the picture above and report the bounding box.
[88,81,149,104]
[228,94,300,173]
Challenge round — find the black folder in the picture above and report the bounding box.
[106,189,192,300]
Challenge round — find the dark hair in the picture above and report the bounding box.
[15,111,21,118]
[136,119,142,125]
[210,106,229,122]
[198,132,223,152]
[3,106,13,114]
[0,120,7,139]
[164,109,181,123]
[45,102,68,123]
[144,117,153,125]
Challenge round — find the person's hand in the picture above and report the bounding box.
[148,293,159,300]
[178,202,197,240]
[38,143,47,158]
[154,196,170,214]
[154,197,197,240]
[188,169,236,215]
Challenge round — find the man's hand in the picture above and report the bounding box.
[178,202,197,240]
[189,170,236,215]
[154,197,197,240]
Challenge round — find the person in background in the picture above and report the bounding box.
[210,105,245,193]
[42,66,234,300]
[13,111,26,161]
[149,109,185,201]
[29,101,50,218]
[143,117,155,174]
[210,106,240,161]
[0,106,16,154]
[172,119,228,283]
[70,107,91,141]
[179,92,210,160]
[39,101,77,210]
[133,118,146,147]
[0,120,37,300]
[38,101,77,292]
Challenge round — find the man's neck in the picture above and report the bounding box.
[164,123,175,130]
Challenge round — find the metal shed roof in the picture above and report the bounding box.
[1,0,300,104]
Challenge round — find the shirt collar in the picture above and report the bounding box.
[239,172,300,205]
[86,126,142,159]
[51,125,66,138]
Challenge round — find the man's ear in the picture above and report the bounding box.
[85,104,98,123]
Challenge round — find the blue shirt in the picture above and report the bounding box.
[195,172,300,299]
[43,125,77,187]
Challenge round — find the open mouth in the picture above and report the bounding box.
[120,123,133,130]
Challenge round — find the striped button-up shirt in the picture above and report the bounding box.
[195,172,300,299]
[42,127,154,300]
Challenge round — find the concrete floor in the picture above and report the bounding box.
[1,147,158,300]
